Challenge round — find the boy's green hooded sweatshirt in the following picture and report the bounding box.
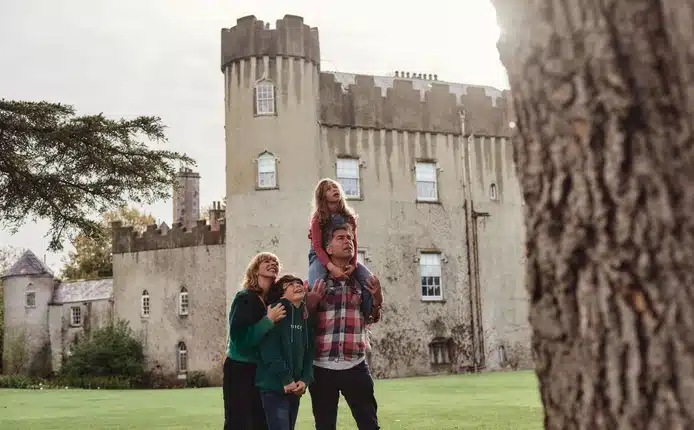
[227,289,274,363]
[256,298,315,393]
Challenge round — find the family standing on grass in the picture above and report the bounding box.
[222,178,384,430]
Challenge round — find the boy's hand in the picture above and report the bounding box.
[292,380,307,396]
[283,381,298,394]
[267,303,287,323]
[343,265,355,277]
[306,279,326,312]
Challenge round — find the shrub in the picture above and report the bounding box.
[185,371,210,388]
[0,374,34,389]
[60,319,145,380]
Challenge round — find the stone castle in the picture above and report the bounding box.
[1,14,531,382]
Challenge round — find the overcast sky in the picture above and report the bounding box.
[0,0,507,272]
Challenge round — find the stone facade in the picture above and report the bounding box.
[112,243,226,385]
[222,14,531,377]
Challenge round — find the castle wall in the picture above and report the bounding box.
[318,126,475,377]
[320,72,514,137]
[112,245,226,385]
[465,136,531,369]
[2,275,54,375]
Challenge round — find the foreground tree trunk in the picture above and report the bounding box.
[492,1,694,428]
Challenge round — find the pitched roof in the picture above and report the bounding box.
[53,278,113,304]
[4,250,54,278]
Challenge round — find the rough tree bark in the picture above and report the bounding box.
[492,1,694,428]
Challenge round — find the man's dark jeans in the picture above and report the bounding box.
[223,357,268,430]
[260,389,301,430]
[309,360,380,430]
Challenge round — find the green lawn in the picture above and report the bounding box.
[0,371,542,429]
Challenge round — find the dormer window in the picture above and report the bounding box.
[254,79,276,116]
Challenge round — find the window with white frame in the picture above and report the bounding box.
[177,342,188,373]
[141,290,150,318]
[257,152,277,189]
[71,306,82,326]
[255,80,275,115]
[420,252,443,300]
[415,162,438,201]
[336,158,360,198]
[357,250,366,266]
[179,287,189,316]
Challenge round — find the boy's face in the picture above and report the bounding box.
[282,280,306,303]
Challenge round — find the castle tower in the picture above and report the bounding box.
[1,250,56,375]
[221,15,321,304]
[172,167,201,230]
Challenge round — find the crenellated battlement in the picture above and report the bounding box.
[221,14,320,71]
[320,72,513,137]
[111,219,225,254]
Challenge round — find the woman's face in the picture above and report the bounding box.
[323,181,341,204]
[257,258,279,280]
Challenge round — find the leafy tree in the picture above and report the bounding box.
[61,205,155,280]
[493,0,694,427]
[0,99,194,251]
[0,246,25,373]
[60,319,145,379]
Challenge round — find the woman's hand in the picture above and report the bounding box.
[267,303,286,323]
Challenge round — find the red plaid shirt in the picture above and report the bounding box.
[314,277,379,363]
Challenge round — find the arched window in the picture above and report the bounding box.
[490,183,498,201]
[179,287,189,316]
[177,342,188,373]
[257,152,277,189]
[254,79,276,116]
[141,290,150,317]
[25,283,36,308]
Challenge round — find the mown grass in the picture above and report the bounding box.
[0,370,542,429]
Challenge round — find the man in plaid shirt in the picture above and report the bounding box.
[306,222,383,430]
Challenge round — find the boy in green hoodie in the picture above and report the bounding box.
[256,274,315,430]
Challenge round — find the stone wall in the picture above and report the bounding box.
[464,135,532,369]
[221,14,320,69]
[320,72,514,136]
[111,221,225,254]
[317,126,474,377]
[112,245,226,385]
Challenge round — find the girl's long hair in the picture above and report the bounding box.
[242,252,281,293]
[310,178,357,227]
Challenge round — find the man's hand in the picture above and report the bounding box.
[306,279,326,312]
[292,380,307,396]
[283,381,299,394]
[365,275,384,306]
[267,303,287,323]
